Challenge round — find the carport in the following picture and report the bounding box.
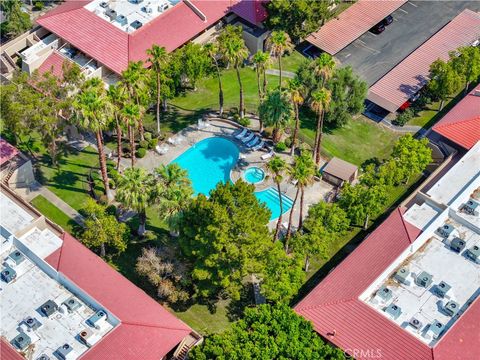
[368,9,480,113]
[305,0,406,55]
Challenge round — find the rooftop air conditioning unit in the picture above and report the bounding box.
[444,300,460,317]
[438,224,454,238]
[393,267,410,285]
[158,1,169,12]
[88,310,108,330]
[78,327,102,347]
[37,355,50,360]
[427,320,444,339]
[8,250,25,266]
[40,300,58,317]
[383,303,402,320]
[106,8,117,21]
[376,286,393,302]
[415,271,433,288]
[117,15,128,26]
[12,332,31,351]
[142,4,153,13]
[99,1,109,8]
[409,317,423,330]
[1,266,17,283]
[450,237,466,253]
[462,199,479,215]
[130,20,143,30]
[56,344,75,360]
[23,316,42,331]
[466,245,480,263]
[63,297,82,312]
[434,281,451,298]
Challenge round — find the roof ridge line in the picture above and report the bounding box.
[296,298,357,312]
[434,115,480,129]
[121,320,191,332]
[398,207,416,244]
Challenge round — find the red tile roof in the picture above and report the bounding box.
[0,340,22,360]
[432,85,480,149]
[0,138,19,166]
[37,0,258,75]
[37,51,67,78]
[44,232,191,360]
[295,206,480,360]
[368,9,480,113]
[231,0,268,26]
[306,0,407,55]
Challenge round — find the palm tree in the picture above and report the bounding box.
[258,89,292,143]
[268,30,293,88]
[313,53,336,87]
[116,167,153,236]
[287,77,304,156]
[121,102,141,167]
[107,84,126,170]
[218,25,249,118]
[121,61,147,140]
[266,156,288,241]
[204,42,224,117]
[252,50,271,132]
[310,88,331,166]
[73,80,112,201]
[146,44,168,135]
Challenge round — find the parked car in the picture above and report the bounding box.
[383,15,394,26]
[369,22,385,34]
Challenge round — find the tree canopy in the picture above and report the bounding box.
[190,303,345,360]
[1,0,32,38]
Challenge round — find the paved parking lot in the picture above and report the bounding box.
[335,1,480,86]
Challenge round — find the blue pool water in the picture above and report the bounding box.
[244,167,265,184]
[171,137,293,220]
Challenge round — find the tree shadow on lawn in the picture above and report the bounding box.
[299,106,341,136]
[159,106,209,133]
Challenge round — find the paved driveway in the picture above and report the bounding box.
[335,1,480,86]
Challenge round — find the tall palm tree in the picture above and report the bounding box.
[73,80,112,201]
[266,156,288,241]
[258,89,292,143]
[252,50,271,132]
[204,42,224,117]
[121,102,141,167]
[146,44,168,135]
[218,25,249,118]
[268,30,293,88]
[287,77,304,156]
[107,84,126,170]
[313,53,336,87]
[310,88,331,166]
[121,61,147,140]
[116,167,153,236]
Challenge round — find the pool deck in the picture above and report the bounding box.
[119,119,334,229]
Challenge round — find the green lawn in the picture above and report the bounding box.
[30,195,77,234]
[271,50,307,72]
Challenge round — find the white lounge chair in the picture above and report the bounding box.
[246,136,259,148]
[242,133,255,144]
[155,144,169,155]
[251,140,264,151]
[261,150,275,160]
[235,128,248,139]
[197,119,206,129]
[167,137,176,145]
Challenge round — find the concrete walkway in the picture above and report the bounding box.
[266,69,296,79]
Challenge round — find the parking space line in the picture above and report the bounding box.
[399,8,408,14]
[408,2,418,7]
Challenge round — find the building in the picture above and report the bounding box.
[295,140,480,360]
[0,139,35,189]
[321,157,358,187]
[0,0,268,83]
[0,184,200,360]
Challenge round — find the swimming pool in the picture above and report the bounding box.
[171,137,293,220]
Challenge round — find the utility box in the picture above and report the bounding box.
[434,281,451,298]
[415,271,433,288]
[394,267,410,285]
[450,237,466,253]
[383,304,402,320]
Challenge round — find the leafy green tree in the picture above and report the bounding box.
[265,0,334,44]
[391,134,432,183]
[428,58,462,110]
[116,167,155,236]
[146,44,168,134]
[449,46,480,93]
[204,42,225,116]
[81,199,128,258]
[218,25,249,118]
[287,77,304,155]
[268,30,293,88]
[293,202,349,271]
[121,102,141,167]
[310,88,331,166]
[258,89,292,143]
[73,79,112,201]
[180,42,211,91]
[1,0,32,38]
[191,304,346,360]
[266,156,288,241]
[106,84,127,170]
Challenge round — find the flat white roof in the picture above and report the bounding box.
[403,202,440,231]
[0,192,34,235]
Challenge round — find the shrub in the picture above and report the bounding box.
[139,140,149,149]
[393,108,414,127]
[284,136,293,148]
[149,138,159,149]
[238,117,251,127]
[144,132,152,142]
[34,2,45,11]
[274,142,287,152]
[108,168,120,183]
[106,204,117,217]
[136,147,147,158]
[109,179,116,189]
[262,128,273,138]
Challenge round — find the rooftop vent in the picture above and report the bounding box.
[56,343,74,360]
[444,300,460,317]
[376,286,393,302]
[438,224,455,238]
[40,300,58,317]
[393,267,410,285]
[466,245,480,262]
[434,281,451,298]
[99,1,109,8]
[63,297,82,312]
[142,4,153,13]
[462,199,479,215]
[88,309,108,329]
[8,250,25,265]
[78,327,101,347]
[117,14,128,26]
[24,316,42,331]
[106,8,117,21]
[428,320,444,339]
[37,355,50,360]
[383,303,402,320]
[409,317,423,330]
[415,271,433,288]
[158,1,169,12]
[450,237,466,253]
[131,0,144,4]
[12,332,31,350]
[1,266,17,283]
[130,20,143,30]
